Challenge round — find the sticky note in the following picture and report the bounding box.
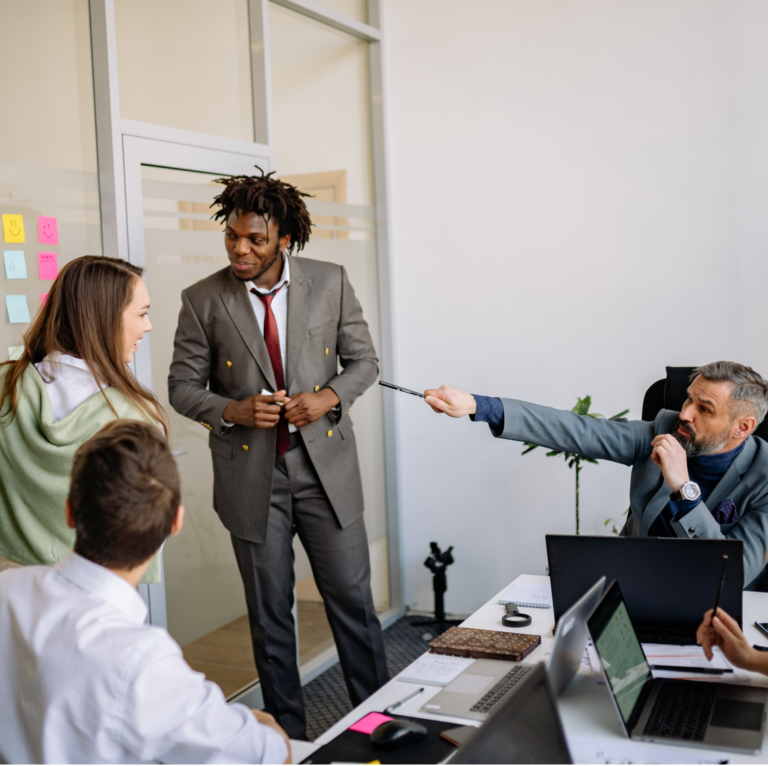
[38,216,58,245]
[348,712,393,735]
[38,252,58,280]
[7,346,23,360]
[3,251,26,279]
[6,295,31,324]
[2,215,25,243]
[41,292,48,306]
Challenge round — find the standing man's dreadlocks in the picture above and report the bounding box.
[211,168,313,253]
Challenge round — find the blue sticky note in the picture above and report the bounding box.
[6,295,31,324]
[3,251,26,279]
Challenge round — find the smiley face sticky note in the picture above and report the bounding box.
[38,252,58,280]
[6,295,31,324]
[4,251,27,279]
[38,216,58,245]
[2,215,25,243]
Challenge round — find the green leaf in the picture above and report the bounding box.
[521,443,538,455]
[608,409,630,421]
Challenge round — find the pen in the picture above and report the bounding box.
[650,665,732,675]
[711,554,729,623]
[384,687,426,713]
[379,381,426,398]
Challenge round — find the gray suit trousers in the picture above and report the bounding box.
[230,442,388,740]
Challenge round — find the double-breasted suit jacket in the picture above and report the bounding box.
[168,257,378,544]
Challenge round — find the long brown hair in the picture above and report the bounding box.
[0,255,168,431]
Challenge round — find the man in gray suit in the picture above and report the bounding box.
[168,172,387,739]
[425,362,768,587]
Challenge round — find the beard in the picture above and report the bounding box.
[231,242,282,283]
[673,417,731,457]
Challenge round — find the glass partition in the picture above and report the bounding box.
[115,0,254,142]
[270,3,390,643]
[0,0,101,361]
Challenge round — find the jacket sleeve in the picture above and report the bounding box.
[167,291,232,437]
[673,501,768,587]
[494,398,655,466]
[325,265,379,416]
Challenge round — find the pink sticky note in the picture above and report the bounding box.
[41,293,48,306]
[348,712,393,735]
[38,252,58,280]
[38,216,58,245]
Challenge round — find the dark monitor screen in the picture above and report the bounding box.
[453,664,572,764]
[546,536,743,637]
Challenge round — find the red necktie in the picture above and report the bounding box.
[252,286,290,455]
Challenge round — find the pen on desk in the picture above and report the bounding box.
[384,687,426,713]
[650,665,732,675]
[711,554,729,624]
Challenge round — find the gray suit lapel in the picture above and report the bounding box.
[220,269,276,390]
[285,258,312,390]
[640,477,672,535]
[705,437,756,511]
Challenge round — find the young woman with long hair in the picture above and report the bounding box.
[0,255,168,579]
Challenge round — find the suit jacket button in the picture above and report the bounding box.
[326,430,333,438]
[688,527,695,534]
[325,348,329,355]
[693,534,700,538]
[314,385,320,392]
[226,360,232,368]
[242,445,249,451]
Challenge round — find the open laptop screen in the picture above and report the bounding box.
[589,582,651,724]
[452,664,572,764]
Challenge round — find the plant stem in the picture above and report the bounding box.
[575,459,580,535]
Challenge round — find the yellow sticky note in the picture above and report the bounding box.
[2,214,25,243]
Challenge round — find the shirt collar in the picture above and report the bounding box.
[54,551,148,625]
[247,252,291,295]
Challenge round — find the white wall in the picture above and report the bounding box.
[381,1,768,615]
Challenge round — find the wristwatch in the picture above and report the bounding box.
[671,481,701,502]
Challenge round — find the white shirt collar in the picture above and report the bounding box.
[54,552,148,625]
[246,252,291,295]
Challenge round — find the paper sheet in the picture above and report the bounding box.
[38,252,58,280]
[5,295,30,324]
[567,735,729,764]
[3,251,26,279]
[38,216,58,245]
[2,214,25,243]
[642,644,749,682]
[398,653,474,686]
[7,346,23,360]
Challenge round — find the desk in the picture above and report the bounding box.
[292,574,768,764]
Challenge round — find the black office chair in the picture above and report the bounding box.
[642,366,768,442]
[643,366,768,591]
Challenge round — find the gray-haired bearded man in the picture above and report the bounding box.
[425,361,768,587]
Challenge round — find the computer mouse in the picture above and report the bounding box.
[370,718,427,750]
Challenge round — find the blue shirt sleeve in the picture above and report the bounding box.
[470,395,504,429]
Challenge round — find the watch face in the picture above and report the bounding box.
[683,483,699,500]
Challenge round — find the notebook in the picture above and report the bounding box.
[499,582,553,609]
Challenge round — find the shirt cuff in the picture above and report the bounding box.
[221,417,235,428]
[470,395,505,429]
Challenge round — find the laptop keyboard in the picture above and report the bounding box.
[642,681,717,742]
[469,665,533,714]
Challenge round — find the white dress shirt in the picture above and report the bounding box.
[0,553,288,764]
[34,351,105,421]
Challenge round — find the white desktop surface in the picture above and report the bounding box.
[292,575,768,764]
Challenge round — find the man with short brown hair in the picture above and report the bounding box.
[0,420,290,764]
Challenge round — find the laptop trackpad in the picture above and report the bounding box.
[447,674,495,695]
[710,700,763,731]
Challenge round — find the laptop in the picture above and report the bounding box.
[422,580,605,722]
[547,536,743,644]
[451,663,572,764]
[587,579,768,754]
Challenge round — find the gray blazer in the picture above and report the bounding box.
[493,398,768,586]
[168,258,378,544]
